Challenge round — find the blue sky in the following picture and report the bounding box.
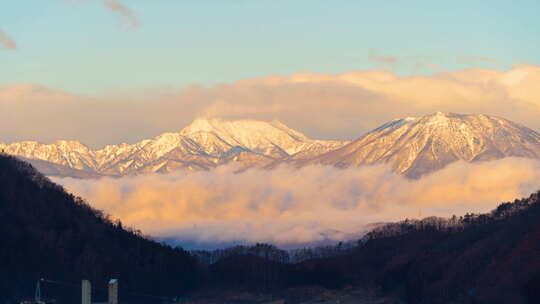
[1,0,539,94]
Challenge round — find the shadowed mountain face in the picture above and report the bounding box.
[2,113,540,178]
[300,112,540,177]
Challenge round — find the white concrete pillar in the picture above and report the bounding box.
[82,280,91,304]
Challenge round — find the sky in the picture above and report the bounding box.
[1,0,540,95]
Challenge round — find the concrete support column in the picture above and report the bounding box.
[82,280,91,304]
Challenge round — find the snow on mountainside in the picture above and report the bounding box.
[180,118,346,157]
[300,112,540,177]
[3,113,540,179]
[0,118,348,177]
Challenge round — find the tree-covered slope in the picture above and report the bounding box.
[0,154,201,303]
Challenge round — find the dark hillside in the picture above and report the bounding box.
[0,154,201,303]
[292,191,540,303]
[368,193,540,303]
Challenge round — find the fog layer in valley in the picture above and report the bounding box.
[56,157,540,248]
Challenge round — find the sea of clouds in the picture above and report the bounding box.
[55,158,540,248]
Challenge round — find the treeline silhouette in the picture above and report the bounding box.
[192,241,356,265]
[2,153,540,303]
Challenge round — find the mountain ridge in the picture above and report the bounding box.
[0,118,348,177]
[299,112,540,177]
[3,113,540,178]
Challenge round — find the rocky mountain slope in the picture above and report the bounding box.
[0,118,347,177]
[300,112,540,177]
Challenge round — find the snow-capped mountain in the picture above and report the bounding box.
[300,112,540,177]
[3,113,540,179]
[0,118,348,177]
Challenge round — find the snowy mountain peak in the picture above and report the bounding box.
[269,120,309,141]
[303,113,540,177]
[52,140,91,151]
[180,118,221,134]
[181,117,302,139]
[6,113,537,179]
[179,117,329,156]
[368,116,419,134]
[2,118,348,177]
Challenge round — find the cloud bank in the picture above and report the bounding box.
[0,30,16,50]
[2,65,540,147]
[56,158,540,247]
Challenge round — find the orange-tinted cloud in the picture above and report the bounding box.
[0,29,16,50]
[56,158,540,246]
[103,0,140,30]
[2,65,540,147]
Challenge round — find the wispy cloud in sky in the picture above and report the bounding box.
[368,50,397,64]
[103,0,140,30]
[0,29,16,50]
[458,56,498,64]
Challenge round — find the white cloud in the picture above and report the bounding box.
[2,65,540,147]
[55,158,540,247]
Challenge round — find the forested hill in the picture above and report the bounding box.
[0,154,201,303]
[335,190,540,303]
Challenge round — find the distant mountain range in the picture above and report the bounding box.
[3,112,540,178]
[0,118,347,178]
